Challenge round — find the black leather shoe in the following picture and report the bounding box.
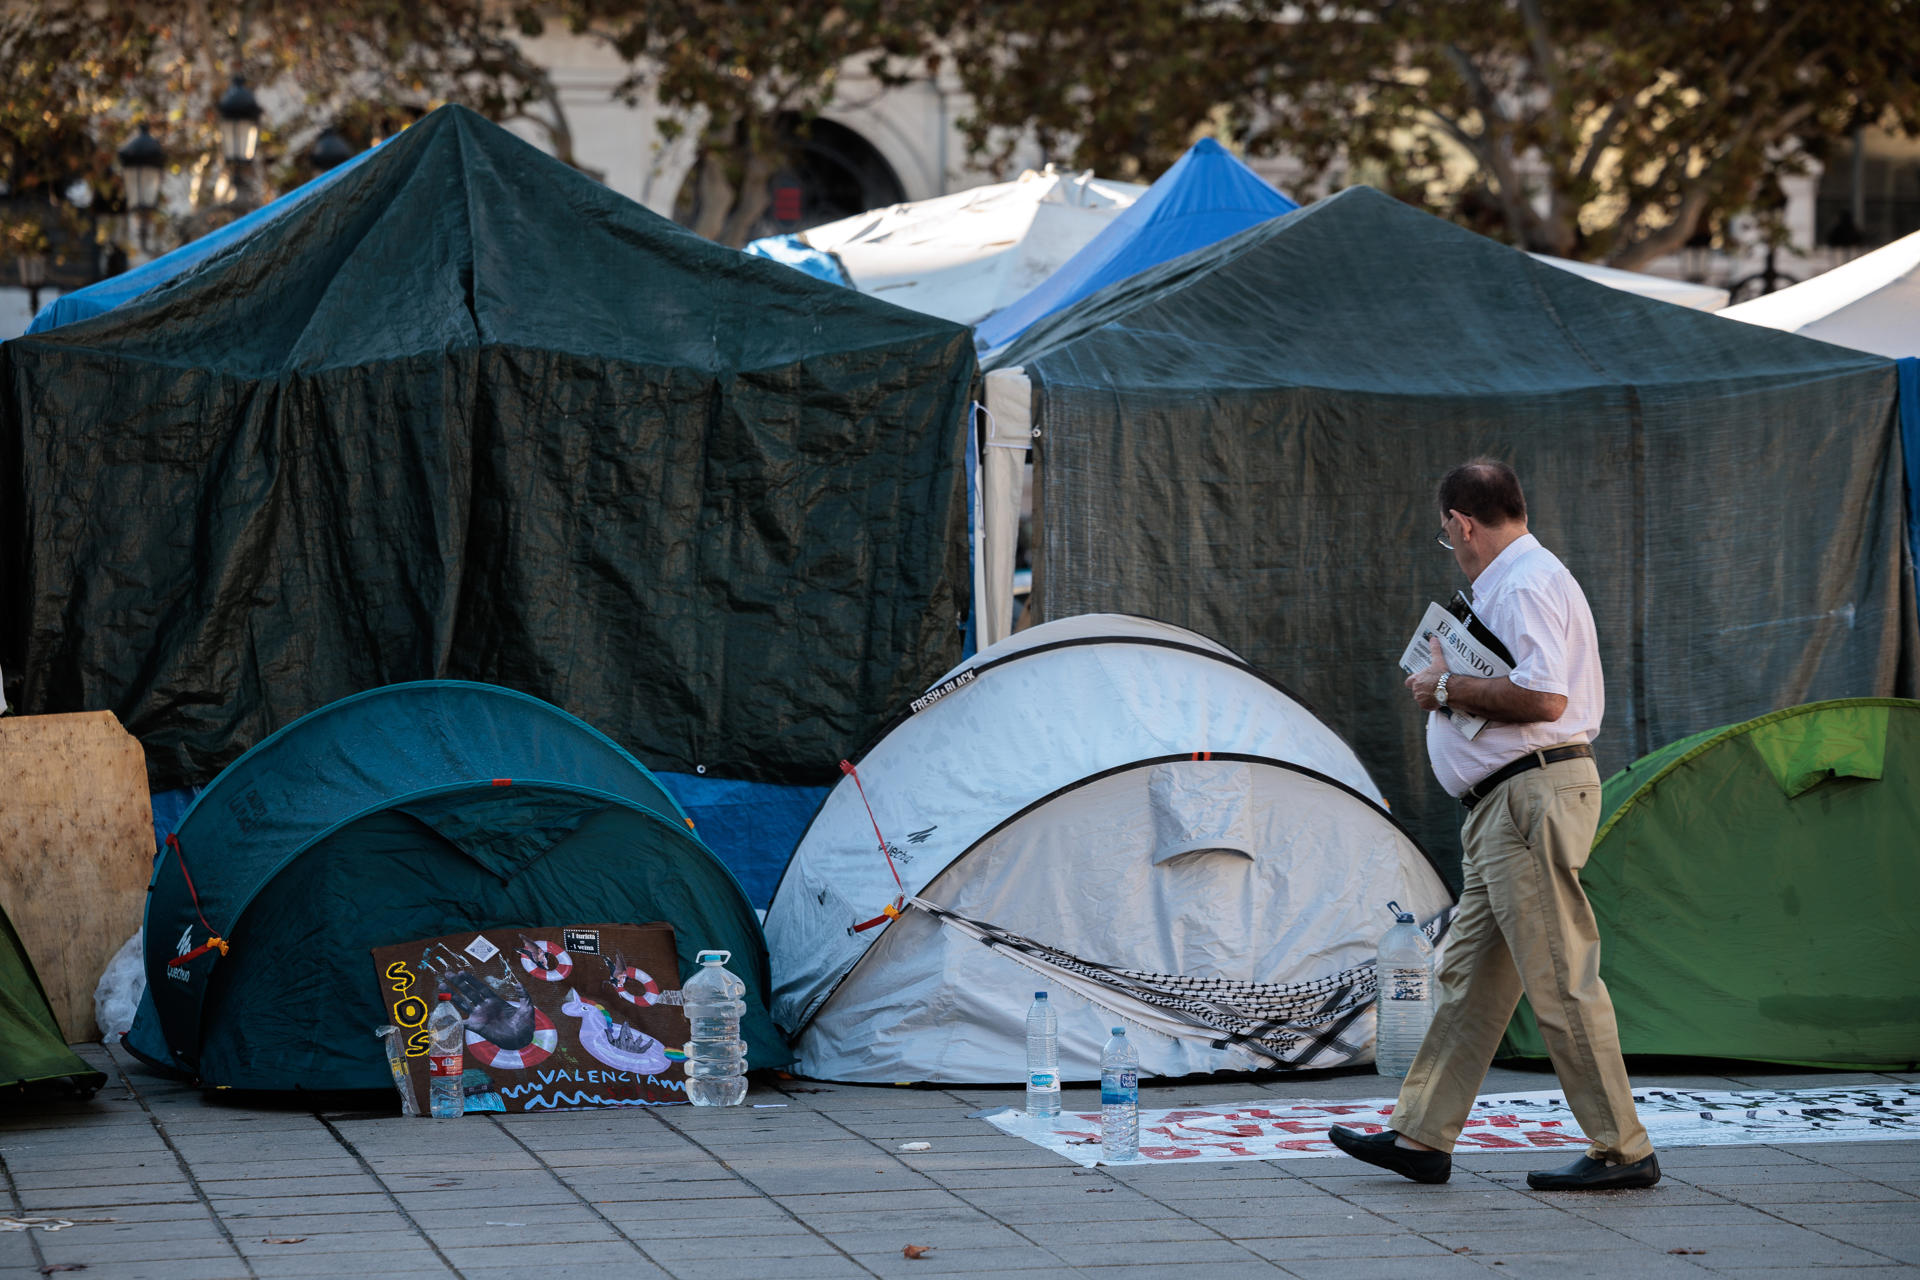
[1327,1126,1451,1184]
[1527,1152,1661,1191]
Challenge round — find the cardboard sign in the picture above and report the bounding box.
[372,923,689,1112]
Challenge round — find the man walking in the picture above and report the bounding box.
[1330,459,1658,1191]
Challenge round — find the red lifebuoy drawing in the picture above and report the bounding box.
[611,965,662,1006]
[517,938,573,982]
[465,1008,558,1071]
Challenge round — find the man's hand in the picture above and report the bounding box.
[1409,631,1571,726]
[1406,635,1446,711]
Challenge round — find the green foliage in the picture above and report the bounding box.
[9,1,1913,264]
[0,1,562,256]
[937,0,1282,181]
[946,0,1920,268]
[0,213,53,258]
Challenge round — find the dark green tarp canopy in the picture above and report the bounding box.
[1,104,975,792]
[1504,699,1920,1070]
[992,186,1917,878]
[0,906,104,1095]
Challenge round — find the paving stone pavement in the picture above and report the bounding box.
[0,1044,1914,1279]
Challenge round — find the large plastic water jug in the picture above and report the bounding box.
[682,949,748,1106]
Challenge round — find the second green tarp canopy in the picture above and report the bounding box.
[1503,699,1920,1070]
[988,185,1914,880]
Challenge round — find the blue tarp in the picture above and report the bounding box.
[28,143,377,334]
[973,138,1296,354]
[742,233,852,285]
[1901,358,1920,607]
[653,773,828,910]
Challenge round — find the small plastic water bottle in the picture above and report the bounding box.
[682,949,748,1106]
[427,994,465,1118]
[1025,992,1060,1120]
[1100,1027,1139,1161]
[1375,901,1435,1078]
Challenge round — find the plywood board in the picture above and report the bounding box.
[0,711,153,1041]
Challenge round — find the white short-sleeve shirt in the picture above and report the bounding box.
[1426,533,1604,798]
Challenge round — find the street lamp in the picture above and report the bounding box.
[16,248,48,315]
[116,123,164,213]
[216,74,262,164]
[308,127,355,172]
[117,122,165,249]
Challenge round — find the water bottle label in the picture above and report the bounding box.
[1389,967,1430,1000]
[1029,1072,1056,1089]
[1100,1068,1137,1104]
[429,1053,462,1078]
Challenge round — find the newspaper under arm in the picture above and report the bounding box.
[1398,602,1512,741]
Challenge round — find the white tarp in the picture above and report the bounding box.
[786,168,1144,325]
[1528,255,1729,311]
[766,614,1452,1084]
[1719,231,1920,358]
[985,1084,1920,1167]
[977,367,1032,649]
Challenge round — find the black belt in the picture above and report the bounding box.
[1460,744,1594,810]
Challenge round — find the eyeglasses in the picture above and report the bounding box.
[1436,523,1454,551]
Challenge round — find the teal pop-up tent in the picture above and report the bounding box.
[127,681,786,1090]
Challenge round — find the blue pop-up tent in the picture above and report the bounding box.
[28,143,378,334]
[973,138,1296,355]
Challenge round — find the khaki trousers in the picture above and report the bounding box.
[1390,755,1653,1163]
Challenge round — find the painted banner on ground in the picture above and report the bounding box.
[371,923,691,1113]
[985,1085,1920,1167]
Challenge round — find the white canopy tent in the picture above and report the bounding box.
[764,614,1452,1084]
[1529,254,1729,311]
[762,167,1144,325]
[1719,231,1920,357]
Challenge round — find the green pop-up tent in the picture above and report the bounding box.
[1503,699,1920,1070]
[1,906,104,1095]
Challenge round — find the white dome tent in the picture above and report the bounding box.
[764,614,1454,1084]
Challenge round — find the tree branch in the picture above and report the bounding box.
[1443,42,1540,243]
[1608,97,1819,269]
[1515,0,1562,104]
